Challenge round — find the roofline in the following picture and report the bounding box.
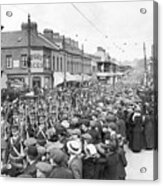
[38,33,60,50]
[1,45,57,51]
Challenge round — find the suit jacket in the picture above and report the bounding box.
[116,147,127,179]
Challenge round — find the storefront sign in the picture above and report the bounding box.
[31,50,43,73]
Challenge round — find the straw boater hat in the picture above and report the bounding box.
[67,140,82,155]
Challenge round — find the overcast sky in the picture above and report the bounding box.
[1,0,153,62]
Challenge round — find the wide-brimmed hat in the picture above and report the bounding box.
[67,140,82,155]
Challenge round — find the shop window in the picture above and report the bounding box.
[6,55,12,69]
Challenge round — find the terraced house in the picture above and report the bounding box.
[1,19,97,89]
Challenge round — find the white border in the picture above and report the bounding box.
[0,0,162,185]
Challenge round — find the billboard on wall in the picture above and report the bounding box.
[31,50,43,73]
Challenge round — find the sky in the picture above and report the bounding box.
[1,0,153,62]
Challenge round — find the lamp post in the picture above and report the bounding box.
[27,14,31,90]
[63,35,67,88]
[81,44,84,86]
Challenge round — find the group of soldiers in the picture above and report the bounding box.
[1,79,155,179]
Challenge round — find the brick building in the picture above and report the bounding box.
[1,20,101,89]
[1,22,59,89]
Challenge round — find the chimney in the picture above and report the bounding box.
[21,22,38,34]
[43,29,53,40]
[97,46,105,53]
[53,32,60,38]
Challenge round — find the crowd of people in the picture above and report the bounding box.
[1,79,155,179]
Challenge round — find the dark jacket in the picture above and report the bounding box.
[48,166,73,179]
[131,115,143,152]
[22,161,38,178]
[83,157,97,179]
[144,115,154,149]
[116,119,126,138]
[116,147,127,179]
[104,151,119,180]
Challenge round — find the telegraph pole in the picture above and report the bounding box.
[63,35,67,88]
[27,14,31,90]
[81,44,84,86]
[143,42,147,87]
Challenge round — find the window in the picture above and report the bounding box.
[67,61,69,72]
[21,54,28,68]
[6,55,12,69]
[57,57,59,71]
[53,56,55,71]
[60,57,62,72]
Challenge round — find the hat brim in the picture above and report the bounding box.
[67,141,82,155]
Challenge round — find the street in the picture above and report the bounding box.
[125,146,154,180]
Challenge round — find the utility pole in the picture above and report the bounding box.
[63,35,67,88]
[27,14,31,90]
[143,42,147,87]
[81,44,84,86]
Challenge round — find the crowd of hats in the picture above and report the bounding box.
[1,79,154,179]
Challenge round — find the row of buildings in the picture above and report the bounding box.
[1,18,129,89]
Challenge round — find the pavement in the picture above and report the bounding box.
[125,145,154,181]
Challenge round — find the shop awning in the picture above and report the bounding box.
[53,72,64,87]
